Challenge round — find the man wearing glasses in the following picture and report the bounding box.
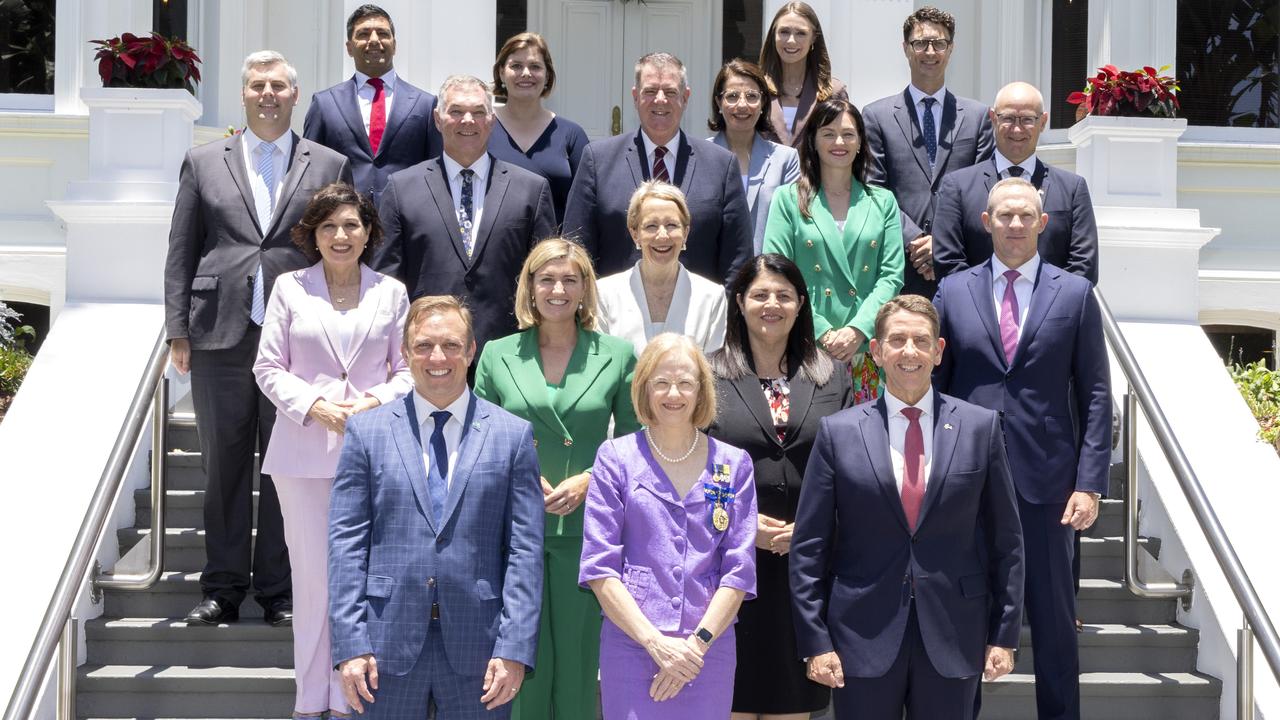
[931,81,1099,285]
[863,6,994,298]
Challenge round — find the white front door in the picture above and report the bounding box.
[532,0,716,140]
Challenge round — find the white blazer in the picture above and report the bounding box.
[596,262,727,357]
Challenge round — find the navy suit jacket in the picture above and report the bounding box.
[789,394,1024,679]
[562,129,753,283]
[933,261,1111,504]
[931,158,1099,285]
[303,76,443,206]
[374,155,557,350]
[863,88,994,297]
[328,393,544,676]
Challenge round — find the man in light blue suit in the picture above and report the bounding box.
[329,295,543,719]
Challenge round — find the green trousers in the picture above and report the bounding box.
[512,535,602,720]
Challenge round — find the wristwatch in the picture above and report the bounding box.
[694,627,714,646]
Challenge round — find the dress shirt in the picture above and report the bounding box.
[640,129,681,180]
[412,388,472,490]
[993,149,1038,181]
[354,69,398,134]
[441,152,491,238]
[907,84,946,148]
[885,387,935,493]
[990,253,1039,343]
[240,126,292,230]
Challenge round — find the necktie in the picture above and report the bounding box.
[1000,269,1021,363]
[921,97,937,166]
[900,406,925,531]
[367,77,386,156]
[458,168,476,257]
[652,145,670,183]
[427,411,451,524]
[251,141,277,325]
[1007,165,1025,179]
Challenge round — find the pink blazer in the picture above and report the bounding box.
[254,262,413,478]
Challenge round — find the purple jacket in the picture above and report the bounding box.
[579,432,758,634]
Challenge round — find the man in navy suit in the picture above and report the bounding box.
[934,178,1111,720]
[374,74,556,353]
[303,4,442,206]
[931,82,1098,285]
[329,295,543,719]
[863,6,994,298]
[790,295,1024,719]
[562,51,752,283]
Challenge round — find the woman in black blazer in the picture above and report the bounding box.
[707,254,852,718]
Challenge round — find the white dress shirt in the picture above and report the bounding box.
[640,129,681,180]
[354,69,398,135]
[993,148,1039,180]
[412,388,472,491]
[990,253,1039,344]
[885,387,935,493]
[240,127,292,231]
[442,152,491,239]
[907,84,946,149]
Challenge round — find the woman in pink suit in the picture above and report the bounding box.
[254,183,412,719]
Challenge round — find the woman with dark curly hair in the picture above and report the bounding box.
[253,182,413,719]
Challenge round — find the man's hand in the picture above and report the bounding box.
[910,234,935,280]
[544,471,591,516]
[309,398,352,434]
[169,338,191,375]
[1061,491,1100,530]
[984,645,1016,680]
[338,654,378,714]
[806,651,845,688]
[821,327,865,363]
[480,657,525,710]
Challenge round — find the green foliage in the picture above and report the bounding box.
[0,300,34,402]
[0,0,56,95]
[1229,359,1280,449]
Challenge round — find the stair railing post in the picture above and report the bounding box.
[1239,614,1254,720]
[56,620,75,720]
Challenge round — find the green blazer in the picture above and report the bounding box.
[762,181,904,348]
[474,326,640,537]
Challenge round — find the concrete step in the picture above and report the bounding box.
[166,420,201,453]
[116,526,266,572]
[980,670,1221,720]
[104,573,266,619]
[135,489,259,528]
[1017,623,1198,673]
[77,665,293,718]
[84,618,293,667]
[1076,579,1178,625]
[1078,535,1158,581]
[165,452,260,493]
[1087,498,1125,537]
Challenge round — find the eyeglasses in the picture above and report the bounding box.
[908,38,951,52]
[720,90,763,106]
[650,377,700,394]
[995,114,1041,128]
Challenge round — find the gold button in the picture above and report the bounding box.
[532,439,539,448]
[870,240,878,248]
[863,265,870,272]
[805,239,814,248]
[824,288,832,297]
[564,437,573,447]
[848,288,856,296]
[814,264,822,272]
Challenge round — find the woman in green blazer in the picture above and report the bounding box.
[474,237,640,720]
[762,97,904,402]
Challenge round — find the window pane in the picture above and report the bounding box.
[496,0,528,55]
[1050,0,1089,129]
[722,0,764,66]
[1177,0,1279,128]
[0,0,55,95]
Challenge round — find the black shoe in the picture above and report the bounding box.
[185,597,239,625]
[265,603,293,627]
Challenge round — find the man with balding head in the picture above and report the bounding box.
[931,82,1098,285]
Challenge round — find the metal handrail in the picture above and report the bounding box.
[3,329,170,720]
[1097,288,1279,717]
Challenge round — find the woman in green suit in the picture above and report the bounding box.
[474,236,640,720]
[762,98,904,403]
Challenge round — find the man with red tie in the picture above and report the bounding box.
[790,294,1024,719]
[304,4,443,206]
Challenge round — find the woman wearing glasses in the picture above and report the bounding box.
[709,60,801,255]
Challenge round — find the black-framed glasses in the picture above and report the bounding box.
[995,114,1040,128]
[908,38,951,52]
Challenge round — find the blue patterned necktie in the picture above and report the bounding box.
[427,411,451,524]
[250,141,277,325]
[921,97,938,167]
[458,168,476,257]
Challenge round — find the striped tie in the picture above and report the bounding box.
[250,141,277,325]
[652,145,670,183]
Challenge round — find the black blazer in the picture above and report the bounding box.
[706,363,852,521]
[374,154,557,350]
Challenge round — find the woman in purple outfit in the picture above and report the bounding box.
[580,332,758,719]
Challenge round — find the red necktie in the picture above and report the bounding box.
[367,77,386,156]
[900,407,925,531]
[652,145,670,183]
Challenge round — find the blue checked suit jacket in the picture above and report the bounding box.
[328,392,544,676]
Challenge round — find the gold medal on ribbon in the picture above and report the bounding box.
[713,505,730,532]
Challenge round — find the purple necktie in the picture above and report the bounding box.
[1000,269,1021,363]
[900,407,925,531]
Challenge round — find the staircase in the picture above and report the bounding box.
[76,420,1223,719]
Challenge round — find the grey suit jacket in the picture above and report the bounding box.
[164,132,353,350]
[863,88,993,297]
[709,132,800,254]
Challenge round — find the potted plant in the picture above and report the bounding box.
[0,302,35,424]
[90,32,202,94]
[1067,64,1180,121]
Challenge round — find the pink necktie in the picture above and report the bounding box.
[652,145,670,183]
[367,77,386,156]
[999,269,1021,363]
[900,407,925,531]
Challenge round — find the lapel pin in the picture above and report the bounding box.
[944,423,954,430]
[472,422,481,431]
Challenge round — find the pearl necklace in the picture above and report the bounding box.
[645,427,700,463]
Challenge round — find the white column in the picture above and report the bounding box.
[1087,0,1178,78]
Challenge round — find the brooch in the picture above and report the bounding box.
[703,463,735,532]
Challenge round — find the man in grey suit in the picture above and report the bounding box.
[562,52,753,283]
[375,75,556,353]
[164,51,352,626]
[863,6,994,298]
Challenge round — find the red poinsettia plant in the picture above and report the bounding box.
[1068,65,1180,120]
[90,32,202,94]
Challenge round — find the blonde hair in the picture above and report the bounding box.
[631,333,717,429]
[513,238,600,330]
[625,181,692,233]
[403,295,475,346]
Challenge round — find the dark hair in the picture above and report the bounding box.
[795,99,869,220]
[710,254,834,386]
[707,59,778,135]
[290,183,383,264]
[874,294,940,341]
[902,6,956,42]
[493,32,557,99]
[759,2,836,102]
[346,4,394,40]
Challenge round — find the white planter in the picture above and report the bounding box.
[1067,115,1187,208]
